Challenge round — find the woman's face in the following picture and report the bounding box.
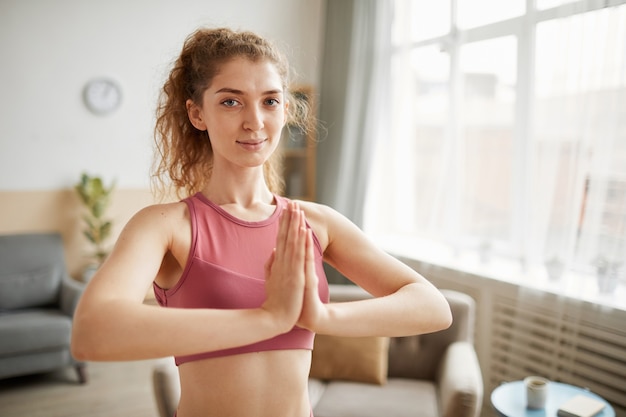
[186,57,288,172]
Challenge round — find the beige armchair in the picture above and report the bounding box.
[152,284,483,417]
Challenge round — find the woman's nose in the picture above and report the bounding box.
[242,105,264,131]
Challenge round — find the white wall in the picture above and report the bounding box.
[0,0,325,190]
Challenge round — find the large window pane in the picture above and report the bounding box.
[408,46,451,235]
[459,36,517,243]
[535,6,626,97]
[379,45,451,237]
[392,1,450,44]
[536,0,578,10]
[457,0,524,29]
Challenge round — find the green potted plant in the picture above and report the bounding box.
[75,172,115,280]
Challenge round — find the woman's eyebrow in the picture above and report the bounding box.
[214,87,283,95]
[215,87,243,95]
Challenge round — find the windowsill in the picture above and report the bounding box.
[376,235,626,312]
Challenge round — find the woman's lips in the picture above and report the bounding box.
[236,139,268,151]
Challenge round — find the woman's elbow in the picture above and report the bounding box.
[418,288,453,334]
[70,336,90,362]
[71,312,110,361]
[71,325,97,361]
[435,300,453,331]
[430,287,453,331]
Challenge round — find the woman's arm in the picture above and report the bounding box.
[71,201,308,361]
[298,203,452,337]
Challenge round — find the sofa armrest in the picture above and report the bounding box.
[153,358,181,417]
[60,275,85,317]
[436,341,483,417]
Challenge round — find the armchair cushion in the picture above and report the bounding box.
[313,379,438,417]
[0,310,72,355]
[0,264,62,310]
[310,334,389,385]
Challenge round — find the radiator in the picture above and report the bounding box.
[491,292,626,415]
[397,256,626,417]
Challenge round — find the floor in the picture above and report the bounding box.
[0,359,164,417]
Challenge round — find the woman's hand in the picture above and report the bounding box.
[296,228,328,331]
[262,202,307,333]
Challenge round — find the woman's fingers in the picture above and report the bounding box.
[297,228,325,331]
[262,201,308,330]
[274,201,292,255]
[305,229,318,290]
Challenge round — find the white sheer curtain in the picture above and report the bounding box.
[365,0,626,300]
[316,0,392,228]
[531,5,626,294]
[316,0,392,284]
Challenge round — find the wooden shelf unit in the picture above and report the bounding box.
[281,85,316,201]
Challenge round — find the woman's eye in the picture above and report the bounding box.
[222,99,238,107]
[265,98,280,106]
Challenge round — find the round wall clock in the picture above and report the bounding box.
[83,78,122,115]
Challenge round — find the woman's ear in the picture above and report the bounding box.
[186,99,207,131]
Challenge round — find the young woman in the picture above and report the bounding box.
[71,27,452,417]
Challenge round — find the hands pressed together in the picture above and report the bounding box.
[262,201,326,334]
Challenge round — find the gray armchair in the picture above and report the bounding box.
[0,232,86,383]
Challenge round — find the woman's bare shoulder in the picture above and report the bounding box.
[293,200,341,251]
[296,200,351,227]
[122,200,190,235]
[133,200,188,218]
[295,199,333,218]
[108,201,191,267]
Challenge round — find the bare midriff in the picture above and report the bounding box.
[176,349,312,417]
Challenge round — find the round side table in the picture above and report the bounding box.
[491,380,615,417]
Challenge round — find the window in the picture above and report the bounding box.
[459,36,517,244]
[366,0,626,298]
[457,0,524,28]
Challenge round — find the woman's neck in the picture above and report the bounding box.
[200,156,275,208]
[200,177,276,222]
[201,174,273,208]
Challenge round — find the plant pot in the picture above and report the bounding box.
[597,272,619,294]
[545,258,565,282]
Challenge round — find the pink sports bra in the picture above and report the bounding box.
[152,193,329,365]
